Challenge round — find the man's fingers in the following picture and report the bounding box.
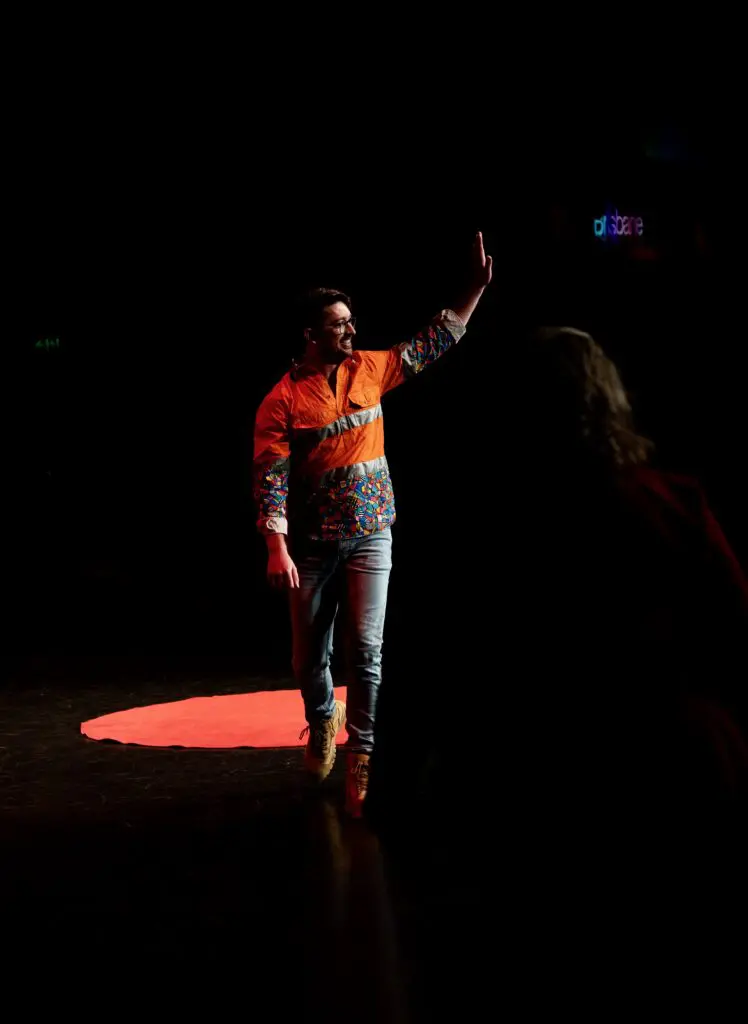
[475,231,486,265]
[291,565,300,589]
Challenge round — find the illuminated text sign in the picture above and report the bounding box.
[594,210,644,239]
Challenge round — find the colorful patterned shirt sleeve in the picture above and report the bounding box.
[253,388,291,535]
[364,309,467,394]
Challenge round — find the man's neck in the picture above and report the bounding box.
[304,346,344,380]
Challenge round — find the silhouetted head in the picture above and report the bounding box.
[523,327,653,471]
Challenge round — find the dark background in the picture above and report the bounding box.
[5,94,746,676]
[2,41,746,1008]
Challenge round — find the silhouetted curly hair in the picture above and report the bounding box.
[527,327,653,468]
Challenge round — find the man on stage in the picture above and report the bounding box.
[253,232,492,816]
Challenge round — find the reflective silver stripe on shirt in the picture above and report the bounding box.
[295,403,383,446]
[318,455,389,487]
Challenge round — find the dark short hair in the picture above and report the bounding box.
[297,287,352,331]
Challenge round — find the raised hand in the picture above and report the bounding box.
[472,231,493,289]
[451,231,493,325]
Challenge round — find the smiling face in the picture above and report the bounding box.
[308,301,357,364]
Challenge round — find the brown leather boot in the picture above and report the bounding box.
[345,752,370,818]
[299,700,346,781]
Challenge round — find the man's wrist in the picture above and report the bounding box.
[451,286,486,326]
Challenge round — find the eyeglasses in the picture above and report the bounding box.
[325,316,356,333]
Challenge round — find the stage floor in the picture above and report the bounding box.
[2,655,745,1016]
[0,658,487,1018]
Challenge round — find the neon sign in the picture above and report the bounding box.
[594,210,644,239]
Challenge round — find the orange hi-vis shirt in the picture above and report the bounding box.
[253,309,466,541]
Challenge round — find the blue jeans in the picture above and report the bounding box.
[289,528,393,754]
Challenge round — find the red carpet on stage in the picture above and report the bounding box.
[80,687,348,749]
